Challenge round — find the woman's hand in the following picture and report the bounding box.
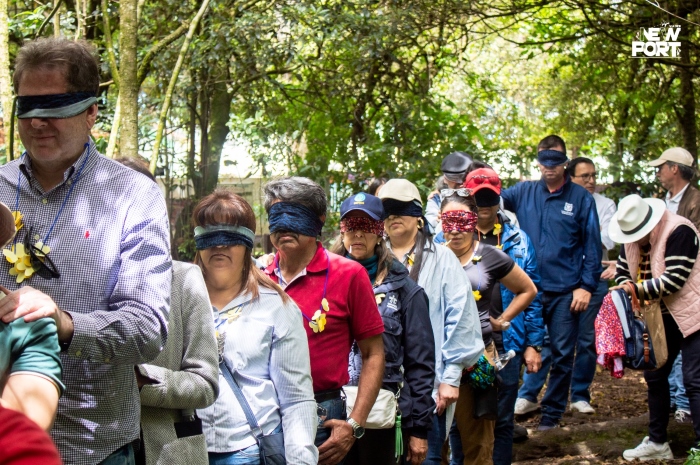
[406,436,428,464]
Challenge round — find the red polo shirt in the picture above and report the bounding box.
[265,242,384,392]
[0,407,62,465]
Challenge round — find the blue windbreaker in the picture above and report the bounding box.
[501,178,602,294]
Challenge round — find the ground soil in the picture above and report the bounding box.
[511,367,696,464]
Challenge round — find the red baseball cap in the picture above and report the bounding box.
[464,168,501,195]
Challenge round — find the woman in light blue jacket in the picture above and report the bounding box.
[378,179,485,465]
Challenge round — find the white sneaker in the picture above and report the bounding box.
[570,400,595,414]
[514,398,539,415]
[622,437,673,461]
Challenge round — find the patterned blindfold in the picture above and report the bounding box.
[340,217,385,236]
[441,210,478,233]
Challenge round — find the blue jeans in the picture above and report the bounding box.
[519,282,607,407]
[518,291,576,425]
[100,444,135,465]
[424,410,448,465]
[670,352,691,411]
[314,396,347,464]
[447,418,462,465]
[493,351,524,465]
[208,424,283,465]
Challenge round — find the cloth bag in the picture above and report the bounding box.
[617,283,668,371]
[220,361,286,465]
[343,386,398,429]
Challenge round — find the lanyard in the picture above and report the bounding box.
[13,143,90,246]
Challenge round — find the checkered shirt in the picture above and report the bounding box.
[0,141,172,465]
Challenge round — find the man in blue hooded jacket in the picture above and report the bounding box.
[501,135,602,430]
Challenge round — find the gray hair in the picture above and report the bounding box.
[263,177,327,216]
[667,161,696,181]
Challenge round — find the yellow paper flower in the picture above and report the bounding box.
[496,244,503,250]
[225,305,243,323]
[322,298,329,312]
[472,255,482,263]
[473,290,482,301]
[375,293,386,305]
[309,309,327,333]
[493,223,502,235]
[12,211,23,232]
[407,253,415,266]
[5,243,33,283]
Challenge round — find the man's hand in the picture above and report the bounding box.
[405,436,428,464]
[318,419,355,465]
[0,285,73,342]
[523,347,542,374]
[428,190,440,201]
[601,261,616,280]
[570,288,591,313]
[436,383,459,415]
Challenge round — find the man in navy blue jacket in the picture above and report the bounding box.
[501,135,602,430]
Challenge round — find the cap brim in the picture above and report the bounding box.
[608,198,666,244]
[647,158,667,167]
[469,184,501,196]
[340,207,381,221]
[443,172,466,183]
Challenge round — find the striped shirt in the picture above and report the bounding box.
[0,141,172,465]
[615,225,698,310]
[198,285,318,464]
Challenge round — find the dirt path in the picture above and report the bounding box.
[511,368,696,464]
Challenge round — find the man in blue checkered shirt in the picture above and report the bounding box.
[0,38,171,465]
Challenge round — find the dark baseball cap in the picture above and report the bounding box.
[340,193,385,220]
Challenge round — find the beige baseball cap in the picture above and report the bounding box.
[377,179,423,205]
[648,147,694,167]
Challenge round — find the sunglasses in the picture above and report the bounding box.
[468,174,500,186]
[24,228,60,279]
[441,188,472,198]
[571,173,597,181]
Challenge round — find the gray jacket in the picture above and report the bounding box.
[138,261,219,465]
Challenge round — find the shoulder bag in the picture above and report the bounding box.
[618,283,668,370]
[343,385,399,429]
[219,361,286,465]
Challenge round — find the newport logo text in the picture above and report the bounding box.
[632,24,681,58]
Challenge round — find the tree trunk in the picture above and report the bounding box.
[105,93,121,158]
[678,36,697,160]
[148,0,212,173]
[203,80,232,195]
[0,0,13,162]
[119,0,139,158]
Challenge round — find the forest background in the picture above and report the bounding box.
[0,0,698,259]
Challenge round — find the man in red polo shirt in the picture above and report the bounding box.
[263,177,385,465]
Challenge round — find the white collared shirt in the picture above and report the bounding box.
[666,183,690,214]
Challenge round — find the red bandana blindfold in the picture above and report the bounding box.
[340,217,385,236]
[441,210,478,233]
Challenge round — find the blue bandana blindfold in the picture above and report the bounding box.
[537,149,568,167]
[268,202,324,238]
[16,92,97,119]
[194,225,255,250]
[382,199,424,218]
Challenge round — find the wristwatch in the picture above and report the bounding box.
[528,345,543,353]
[346,418,365,439]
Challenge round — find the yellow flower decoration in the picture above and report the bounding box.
[309,310,327,333]
[224,305,243,323]
[4,243,36,283]
[496,244,503,250]
[472,255,482,263]
[473,290,482,301]
[12,211,23,232]
[375,293,386,305]
[322,298,330,312]
[493,223,502,235]
[407,253,415,266]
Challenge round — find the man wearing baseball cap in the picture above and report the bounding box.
[608,195,700,462]
[501,135,602,431]
[649,147,700,230]
[462,168,545,464]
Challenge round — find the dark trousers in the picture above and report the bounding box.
[646,313,700,444]
[345,427,398,465]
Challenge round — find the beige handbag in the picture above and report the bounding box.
[343,386,399,429]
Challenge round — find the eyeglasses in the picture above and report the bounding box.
[467,175,500,186]
[441,188,472,198]
[24,228,60,279]
[571,173,597,181]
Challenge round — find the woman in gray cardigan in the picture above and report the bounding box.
[136,260,220,464]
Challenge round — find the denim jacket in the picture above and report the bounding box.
[499,216,545,352]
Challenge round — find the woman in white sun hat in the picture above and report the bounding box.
[609,194,700,462]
